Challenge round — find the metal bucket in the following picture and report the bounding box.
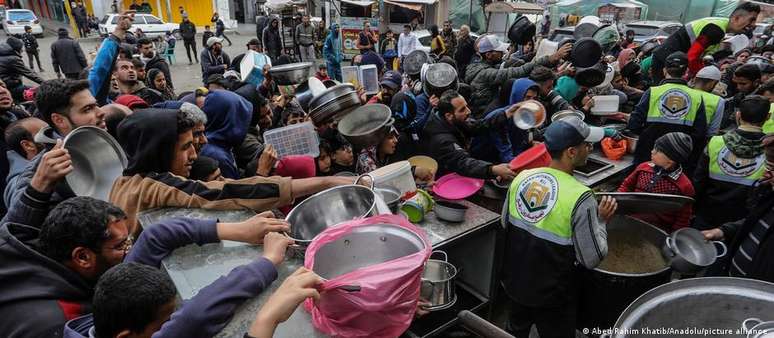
[420,251,458,311]
[579,215,672,331]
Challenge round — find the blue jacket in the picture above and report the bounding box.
[323,24,341,64]
[472,78,537,163]
[4,150,27,209]
[88,35,120,106]
[199,90,253,179]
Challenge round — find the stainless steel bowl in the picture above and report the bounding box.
[433,201,468,223]
[622,131,639,153]
[312,223,426,279]
[309,91,361,124]
[375,186,401,214]
[285,184,378,245]
[337,104,394,148]
[268,62,314,85]
[551,110,585,123]
[309,84,356,110]
[63,126,128,201]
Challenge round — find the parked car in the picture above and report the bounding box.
[99,13,178,38]
[415,29,480,54]
[625,21,681,44]
[3,9,43,37]
[548,26,575,42]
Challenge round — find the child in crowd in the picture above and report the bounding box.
[381,29,398,71]
[315,63,331,81]
[618,132,696,233]
[202,25,214,48]
[316,140,333,175]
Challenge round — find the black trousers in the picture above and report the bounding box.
[184,39,198,62]
[507,300,577,338]
[216,31,232,45]
[26,51,41,70]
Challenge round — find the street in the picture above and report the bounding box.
[7,27,265,94]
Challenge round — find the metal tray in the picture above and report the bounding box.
[573,157,614,178]
[595,192,694,214]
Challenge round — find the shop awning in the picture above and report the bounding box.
[384,0,436,11]
[485,1,544,14]
[340,0,376,7]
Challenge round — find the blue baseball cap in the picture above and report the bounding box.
[543,116,604,152]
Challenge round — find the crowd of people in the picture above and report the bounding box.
[0,1,773,337]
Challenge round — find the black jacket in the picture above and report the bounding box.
[117,108,179,175]
[200,48,230,82]
[202,31,214,48]
[143,53,173,89]
[421,112,504,179]
[454,36,475,80]
[20,33,37,52]
[50,32,87,75]
[262,19,282,55]
[0,43,43,89]
[179,20,196,41]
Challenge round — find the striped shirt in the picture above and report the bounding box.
[730,217,771,276]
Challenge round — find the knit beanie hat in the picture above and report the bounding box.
[654,132,693,165]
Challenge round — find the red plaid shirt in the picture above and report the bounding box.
[618,162,695,233]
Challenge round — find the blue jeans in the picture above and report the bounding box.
[327,61,341,82]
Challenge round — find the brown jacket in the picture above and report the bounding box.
[110,172,293,236]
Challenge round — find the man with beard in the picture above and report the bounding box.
[137,37,173,91]
[3,117,46,208]
[200,37,231,84]
[113,58,163,105]
[466,35,570,118]
[367,70,401,104]
[262,18,283,62]
[295,15,316,63]
[440,21,456,58]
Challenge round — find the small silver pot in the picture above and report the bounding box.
[338,104,394,148]
[375,186,401,214]
[742,318,774,338]
[420,251,458,311]
[622,131,639,154]
[662,227,727,275]
[268,62,314,85]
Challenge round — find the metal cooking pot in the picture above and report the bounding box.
[571,38,603,68]
[375,186,401,214]
[422,63,458,97]
[286,175,378,246]
[294,80,314,112]
[60,126,128,201]
[404,50,432,76]
[662,227,727,274]
[607,277,774,338]
[575,63,607,87]
[622,131,639,154]
[337,103,394,148]
[420,251,458,311]
[268,62,314,85]
[508,15,536,45]
[551,110,585,123]
[312,222,427,280]
[309,83,357,111]
[742,318,774,338]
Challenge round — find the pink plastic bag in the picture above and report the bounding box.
[303,214,431,337]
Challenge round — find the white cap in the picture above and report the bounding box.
[478,35,509,54]
[696,65,721,81]
[206,37,224,48]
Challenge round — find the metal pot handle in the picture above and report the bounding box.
[34,131,60,145]
[385,117,395,126]
[664,237,676,257]
[355,173,375,190]
[713,241,728,259]
[430,250,448,262]
[742,318,762,332]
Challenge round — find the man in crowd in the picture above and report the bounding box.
[179,14,198,65]
[3,117,45,207]
[73,2,89,37]
[21,26,43,72]
[422,90,517,180]
[137,37,173,91]
[230,38,264,74]
[440,20,456,58]
[692,65,725,135]
[110,108,356,235]
[367,70,401,105]
[694,96,769,230]
[296,15,316,63]
[466,35,570,117]
[651,2,760,83]
[356,21,376,54]
[628,51,708,175]
[0,36,43,102]
[503,116,616,337]
[211,12,233,47]
[113,58,163,105]
[529,66,571,117]
[398,25,418,66]
[454,25,475,80]
[263,18,283,62]
[323,23,342,81]
[201,37,231,84]
[51,28,87,80]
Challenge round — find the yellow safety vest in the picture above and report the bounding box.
[507,167,589,246]
[708,135,765,186]
[701,91,724,134]
[647,83,704,127]
[685,17,729,56]
[763,104,774,134]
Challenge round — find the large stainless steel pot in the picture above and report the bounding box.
[268,62,314,85]
[607,278,774,338]
[420,250,458,311]
[62,126,128,201]
[337,104,394,148]
[311,222,427,280]
[579,215,672,331]
[662,227,727,275]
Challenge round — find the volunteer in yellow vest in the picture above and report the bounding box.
[650,2,759,84]
[503,116,617,338]
[694,96,770,230]
[628,51,708,175]
[692,65,726,135]
[757,79,774,133]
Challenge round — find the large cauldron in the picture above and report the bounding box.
[578,215,672,332]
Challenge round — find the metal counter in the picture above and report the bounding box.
[140,202,500,338]
[573,151,635,188]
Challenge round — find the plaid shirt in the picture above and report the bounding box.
[618,162,695,233]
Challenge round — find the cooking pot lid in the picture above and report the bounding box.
[575,64,606,87]
[592,24,620,53]
[596,192,694,215]
[573,22,599,40]
[404,50,431,75]
[508,15,536,45]
[571,38,602,68]
[425,63,458,88]
[268,62,314,72]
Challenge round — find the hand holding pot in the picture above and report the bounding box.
[262,231,295,266]
[702,228,725,241]
[217,211,291,245]
[256,144,278,177]
[30,140,72,194]
[550,43,572,63]
[415,299,432,318]
[248,267,323,337]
